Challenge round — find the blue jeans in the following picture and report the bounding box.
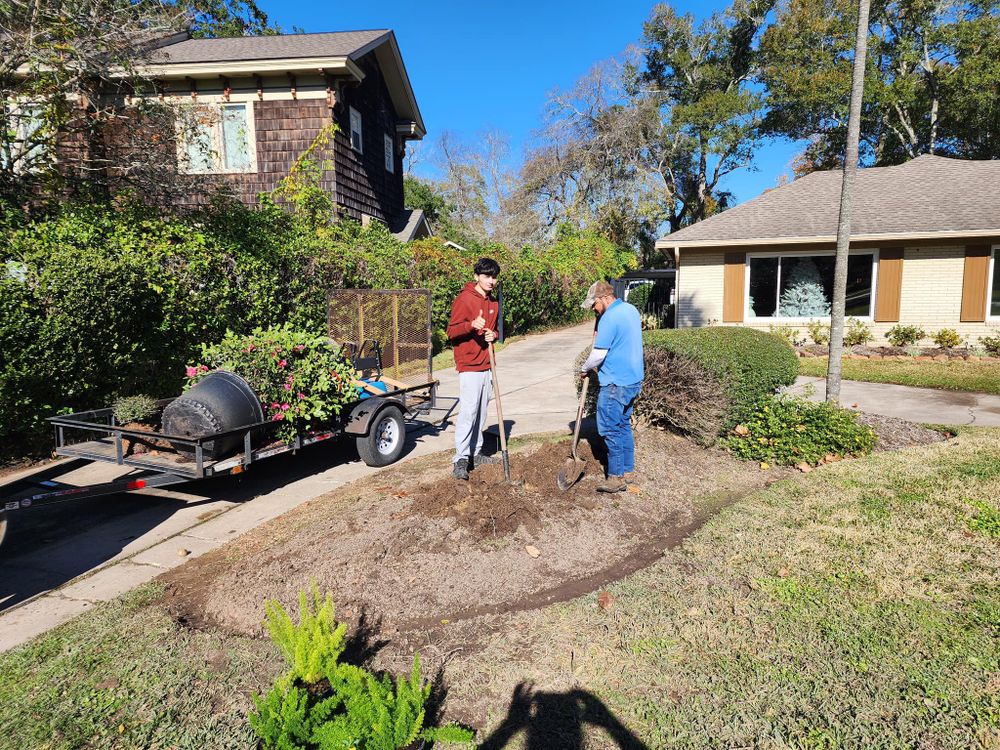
[596,382,642,477]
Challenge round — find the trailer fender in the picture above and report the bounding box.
[344,398,402,436]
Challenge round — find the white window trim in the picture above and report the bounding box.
[176,101,258,175]
[384,132,394,173]
[744,248,880,323]
[987,245,1000,320]
[349,106,363,154]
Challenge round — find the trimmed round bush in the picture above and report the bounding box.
[577,327,799,445]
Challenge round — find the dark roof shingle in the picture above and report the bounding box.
[660,155,1000,246]
[148,30,390,64]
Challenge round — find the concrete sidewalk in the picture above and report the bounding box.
[788,376,1000,426]
[0,322,594,652]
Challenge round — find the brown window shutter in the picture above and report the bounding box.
[874,248,903,322]
[960,245,990,322]
[722,252,746,323]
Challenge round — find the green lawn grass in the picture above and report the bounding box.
[1,432,998,749]
[799,355,1000,394]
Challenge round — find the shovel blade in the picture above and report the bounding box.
[557,458,585,491]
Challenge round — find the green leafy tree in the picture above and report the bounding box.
[177,0,281,37]
[760,0,1000,170]
[637,0,776,230]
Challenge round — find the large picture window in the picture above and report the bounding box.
[178,103,255,174]
[747,251,876,319]
[989,247,1000,318]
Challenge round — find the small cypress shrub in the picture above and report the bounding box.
[249,586,475,750]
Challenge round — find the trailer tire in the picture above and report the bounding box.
[356,406,405,467]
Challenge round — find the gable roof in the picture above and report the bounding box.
[143,30,425,138]
[147,30,390,64]
[657,155,1000,249]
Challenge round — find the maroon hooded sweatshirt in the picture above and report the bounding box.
[446,282,499,372]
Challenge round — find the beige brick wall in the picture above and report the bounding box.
[678,244,1000,344]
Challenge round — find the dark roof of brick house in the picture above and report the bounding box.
[148,30,391,64]
[658,155,1000,247]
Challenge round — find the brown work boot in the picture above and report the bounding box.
[597,475,627,493]
[624,471,641,486]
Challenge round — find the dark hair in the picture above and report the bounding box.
[474,257,500,277]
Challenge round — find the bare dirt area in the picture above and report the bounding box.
[159,428,789,640]
[857,412,949,451]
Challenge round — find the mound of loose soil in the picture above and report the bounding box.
[409,441,604,539]
[160,429,787,638]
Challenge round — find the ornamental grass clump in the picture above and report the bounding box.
[249,585,475,750]
[184,326,356,443]
[721,395,876,466]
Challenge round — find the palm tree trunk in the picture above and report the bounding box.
[827,0,872,404]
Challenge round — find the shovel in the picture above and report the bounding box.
[558,374,590,491]
[487,342,512,482]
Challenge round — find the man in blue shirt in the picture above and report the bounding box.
[579,281,645,493]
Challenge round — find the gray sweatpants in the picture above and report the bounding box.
[453,370,493,463]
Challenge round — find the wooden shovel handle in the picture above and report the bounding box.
[488,343,507,453]
[571,373,589,461]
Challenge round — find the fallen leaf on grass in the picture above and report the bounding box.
[734,424,750,437]
[525,545,541,558]
[759,462,770,470]
[795,462,812,473]
[627,485,642,495]
[597,590,615,610]
[393,491,409,499]
[777,567,790,578]
[375,486,391,492]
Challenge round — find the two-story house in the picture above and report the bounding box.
[103,29,430,239]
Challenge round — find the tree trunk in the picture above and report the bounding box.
[827,0,872,404]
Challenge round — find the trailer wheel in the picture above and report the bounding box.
[356,406,405,467]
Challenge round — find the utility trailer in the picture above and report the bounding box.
[0,290,443,550]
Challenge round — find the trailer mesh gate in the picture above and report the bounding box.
[327,289,433,387]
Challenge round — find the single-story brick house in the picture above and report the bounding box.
[655,155,1000,343]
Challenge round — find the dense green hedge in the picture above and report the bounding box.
[643,327,798,420]
[0,201,632,457]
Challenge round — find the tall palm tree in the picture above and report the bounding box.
[827,0,872,403]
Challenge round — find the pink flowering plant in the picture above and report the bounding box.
[184,325,357,443]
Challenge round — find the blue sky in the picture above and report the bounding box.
[261,0,807,205]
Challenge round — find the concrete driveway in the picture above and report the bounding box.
[788,376,1000,426]
[0,322,593,652]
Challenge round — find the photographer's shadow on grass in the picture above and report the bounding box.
[479,681,650,750]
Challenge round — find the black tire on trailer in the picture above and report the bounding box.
[356,405,406,467]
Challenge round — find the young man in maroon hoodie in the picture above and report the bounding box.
[446,257,502,480]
